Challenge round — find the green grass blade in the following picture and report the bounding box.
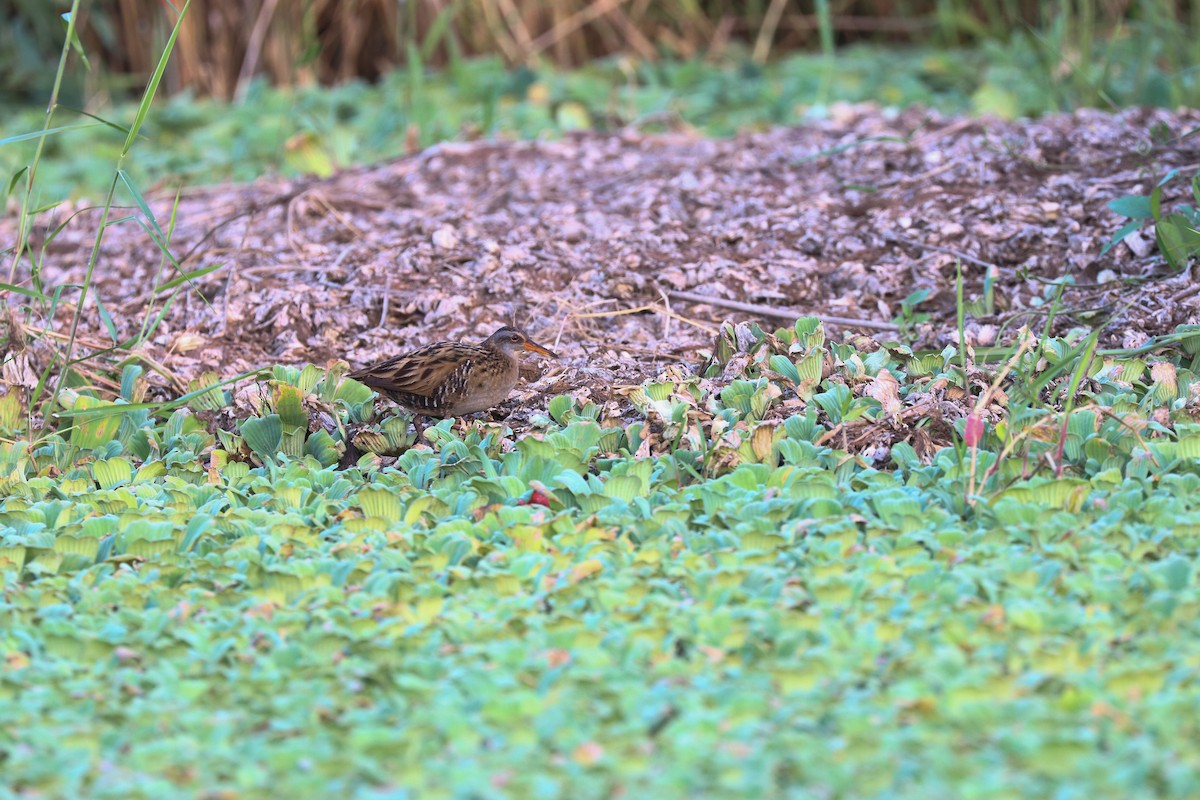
[153,262,226,294]
[0,122,102,148]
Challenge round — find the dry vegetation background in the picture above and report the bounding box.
[70,0,1057,98]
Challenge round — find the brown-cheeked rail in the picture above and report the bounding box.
[348,326,559,433]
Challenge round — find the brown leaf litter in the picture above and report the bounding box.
[3,104,1200,451]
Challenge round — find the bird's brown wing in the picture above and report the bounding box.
[348,342,481,414]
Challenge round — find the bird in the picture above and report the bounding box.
[347,326,559,432]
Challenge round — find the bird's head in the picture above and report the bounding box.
[486,326,559,359]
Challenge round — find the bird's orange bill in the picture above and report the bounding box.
[523,340,559,358]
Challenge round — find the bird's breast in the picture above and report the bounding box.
[441,360,520,416]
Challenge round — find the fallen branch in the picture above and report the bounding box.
[665,289,899,332]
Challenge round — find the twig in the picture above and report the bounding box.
[495,0,536,57]
[307,191,366,239]
[883,232,1000,272]
[610,6,658,61]
[477,0,522,63]
[569,302,717,334]
[665,289,898,332]
[526,0,629,58]
[657,288,673,342]
[378,255,395,330]
[752,0,788,64]
[178,184,312,265]
[234,0,279,103]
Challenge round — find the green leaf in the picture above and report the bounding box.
[793,317,826,349]
[133,461,166,483]
[92,457,133,490]
[115,171,179,267]
[60,394,124,450]
[241,414,283,458]
[337,378,377,406]
[769,354,801,385]
[900,288,932,311]
[1162,557,1191,592]
[186,372,227,412]
[971,83,1019,118]
[64,369,267,419]
[152,261,226,294]
[0,282,54,301]
[1156,213,1200,272]
[53,535,100,561]
[998,478,1090,511]
[359,487,404,521]
[720,379,775,420]
[274,384,308,431]
[59,11,91,71]
[119,365,144,403]
[7,166,29,198]
[1107,195,1153,219]
[555,101,592,131]
[0,122,102,148]
[382,416,415,450]
[602,475,644,502]
[0,392,23,433]
[93,291,119,343]
[548,394,573,425]
[1100,219,1144,256]
[305,429,340,467]
[813,383,851,423]
[296,364,324,394]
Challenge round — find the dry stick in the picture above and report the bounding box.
[178,184,312,265]
[657,288,673,343]
[1168,277,1200,304]
[569,303,718,335]
[377,254,400,331]
[21,324,108,351]
[611,6,658,62]
[308,192,366,239]
[876,159,958,189]
[665,289,899,332]
[377,269,392,330]
[909,118,981,150]
[706,15,736,61]
[477,0,522,63]
[752,0,789,64]
[527,0,629,57]
[495,0,537,58]
[555,296,618,352]
[782,13,938,33]
[234,0,280,103]
[883,232,999,272]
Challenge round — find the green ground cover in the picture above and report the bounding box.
[4,321,1200,797]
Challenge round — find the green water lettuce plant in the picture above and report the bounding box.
[234,363,374,467]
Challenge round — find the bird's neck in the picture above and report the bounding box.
[484,344,516,363]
